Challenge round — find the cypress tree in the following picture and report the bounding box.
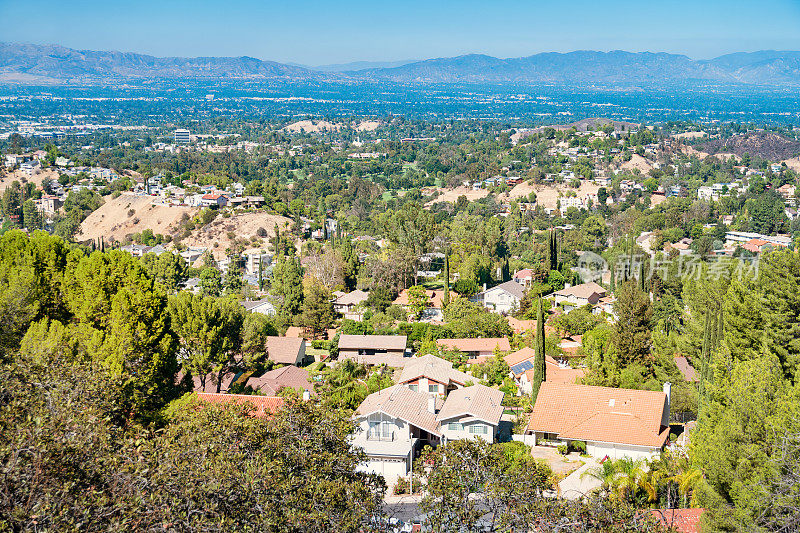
[531,297,547,405]
[443,254,450,307]
[548,229,558,271]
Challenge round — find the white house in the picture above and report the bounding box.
[472,280,526,314]
[353,383,504,482]
[525,382,670,460]
[396,354,473,397]
[551,282,607,312]
[240,298,277,316]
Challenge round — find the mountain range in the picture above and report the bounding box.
[3,42,800,87]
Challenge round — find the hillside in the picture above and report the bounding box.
[180,211,292,260]
[4,43,800,86]
[78,193,196,243]
[699,131,800,161]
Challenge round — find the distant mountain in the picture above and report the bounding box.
[2,43,800,87]
[355,50,800,86]
[0,42,331,83]
[352,51,729,84]
[313,59,418,72]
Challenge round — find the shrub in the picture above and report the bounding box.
[569,441,586,454]
[557,444,568,455]
[393,476,421,495]
[311,340,329,350]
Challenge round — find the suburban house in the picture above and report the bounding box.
[551,282,607,312]
[200,193,229,207]
[435,384,504,444]
[352,383,504,480]
[40,194,63,214]
[436,337,511,361]
[512,269,535,288]
[393,288,458,320]
[506,347,585,393]
[338,335,408,366]
[245,365,314,396]
[332,289,369,317]
[240,298,277,316]
[397,354,473,397]
[266,336,311,366]
[525,383,671,460]
[197,392,284,418]
[472,280,526,314]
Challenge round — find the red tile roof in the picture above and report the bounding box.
[197,392,284,418]
[526,383,669,448]
[650,509,704,533]
[436,337,511,353]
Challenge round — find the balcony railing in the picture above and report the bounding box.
[366,429,396,442]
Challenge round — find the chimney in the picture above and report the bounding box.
[302,389,311,401]
[427,396,437,414]
[662,382,671,407]
[662,382,672,428]
[483,283,487,292]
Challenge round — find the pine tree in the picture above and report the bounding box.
[531,297,547,404]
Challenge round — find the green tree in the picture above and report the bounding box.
[419,439,553,532]
[301,280,335,339]
[272,253,304,318]
[168,292,245,393]
[21,199,41,230]
[199,267,222,296]
[531,297,546,404]
[407,284,430,320]
[613,281,653,366]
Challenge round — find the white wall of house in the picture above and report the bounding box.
[531,431,660,460]
[478,288,519,314]
[585,441,661,461]
[439,418,496,444]
[404,377,448,397]
[359,455,410,481]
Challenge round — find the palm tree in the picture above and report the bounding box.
[672,468,703,508]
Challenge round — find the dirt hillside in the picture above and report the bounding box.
[181,211,293,260]
[78,193,196,243]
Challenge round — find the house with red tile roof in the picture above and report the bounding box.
[197,392,284,418]
[436,337,511,362]
[245,365,314,396]
[525,382,671,460]
[650,509,704,533]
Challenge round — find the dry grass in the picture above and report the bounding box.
[498,181,600,210]
[181,211,293,260]
[0,169,59,193]
[425,186,489,206]
[78,193,196,243]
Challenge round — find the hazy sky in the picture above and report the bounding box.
[3,0,800,65]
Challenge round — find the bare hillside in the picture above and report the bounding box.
[181,211,292,260]
[78,193,196,243]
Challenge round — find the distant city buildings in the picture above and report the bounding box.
[174,129,191,143]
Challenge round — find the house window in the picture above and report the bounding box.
[428,384,439,393]
[408,384,418,392]
[469,424,488,435]
[448,422,463,431]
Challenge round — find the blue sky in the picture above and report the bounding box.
[3,0,800,65]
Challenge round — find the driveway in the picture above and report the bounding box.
[558,457,602,500]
